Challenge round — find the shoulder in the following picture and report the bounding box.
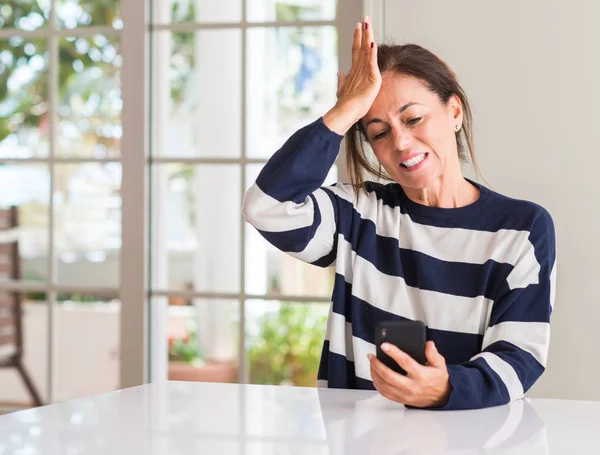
[481,185,556,283]
[480,184,555,237]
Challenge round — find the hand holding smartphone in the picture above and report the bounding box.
[375,320,427,375]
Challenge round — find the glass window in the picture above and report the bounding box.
[55,294,120,402]
[55,163,122,288]
[0,38,49,159]
[246,27,337,158]
[0,0,49,31]
[58,36,121,158]
[0,164,50,283]
[0,293,49,404]
[57,0,122,30]
[154,0,242,24]
[151,164,241,293]
[247,0,336,23]
[167,299,240,383]
[247,300,328,386]
[151,30,241,158]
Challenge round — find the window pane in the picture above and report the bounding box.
[57,0,122,30]
[55,295,120,402]
[0,164,49,283]
[246,27,337,158]
[154,0,241,24]
[247,0,336,22]
[58,36,121,158]
[151,30,241,158]
[166,299,239,383]
[245,164,336,298]
[150,164,241,293]
[0,38,49,159]
[0,293,48,406]
[0,0,49,30]
[55,163,122,287]
[247,300,328,386]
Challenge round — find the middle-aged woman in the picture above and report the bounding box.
[242,16,557,410]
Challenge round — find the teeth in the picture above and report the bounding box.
[402,154,426,168]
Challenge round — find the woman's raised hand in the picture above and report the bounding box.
[324,16,381,135]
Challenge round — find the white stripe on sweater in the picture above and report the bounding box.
[242,183,314,232]
[482,321,550,367]
[549,259,557,309]
[327,311,375,383]
[327,312,355,362]
[288,188,336,263]
[472,352,524,402]
[337,237,492,335]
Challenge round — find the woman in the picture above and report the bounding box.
[243,17,556,410]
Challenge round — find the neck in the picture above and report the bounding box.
[403,166,480,209]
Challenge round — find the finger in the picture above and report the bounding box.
[363,16,375,50]
[369,40,378,71]
[336,72,347,98]
[425,341,446,368]
[351,21,361,67]
[380,343,422,377]
[371,366,408,404]
[369,352,411,389]
[370,361,393,394]
[361,15,371,51]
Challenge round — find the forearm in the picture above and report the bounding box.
[242,117,343,263]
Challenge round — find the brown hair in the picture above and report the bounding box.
[345,43,483,193]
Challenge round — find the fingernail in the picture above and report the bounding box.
[367,353,374,361]
[381,343,390,352]
[365,22,369,30]
[371,42,374,48]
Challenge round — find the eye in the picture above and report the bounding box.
[406,117,422,125]
[372,131,388,140]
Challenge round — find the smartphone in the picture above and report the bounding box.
[375,320,427,375]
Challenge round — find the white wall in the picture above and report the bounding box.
[379,0,600,401]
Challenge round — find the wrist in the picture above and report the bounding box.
[323,102,361,136]
[433,376,452,407]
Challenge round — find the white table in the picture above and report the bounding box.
[1,381,599,454]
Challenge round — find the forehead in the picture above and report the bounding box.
[366,72,439,118]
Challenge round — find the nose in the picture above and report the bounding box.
[391,125,412,152]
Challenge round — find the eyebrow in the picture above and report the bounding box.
[364,102,423,128]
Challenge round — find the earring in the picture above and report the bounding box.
[455,124,461,132]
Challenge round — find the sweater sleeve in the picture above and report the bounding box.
[242,117,346,267]
[429,208,557,410]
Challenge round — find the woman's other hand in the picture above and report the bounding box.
[368,340,452,408]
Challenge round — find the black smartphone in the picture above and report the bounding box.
[375,320,427,375]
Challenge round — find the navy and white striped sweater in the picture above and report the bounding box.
[242,117,557,410]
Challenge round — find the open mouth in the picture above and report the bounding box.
[401,153,428,169]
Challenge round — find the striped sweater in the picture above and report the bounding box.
[242,117,557,410]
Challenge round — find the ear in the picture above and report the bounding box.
[447,94,463,126]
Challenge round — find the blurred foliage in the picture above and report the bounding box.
[168,319,205,364]
[249,303,327,387]
[0,0,195,151]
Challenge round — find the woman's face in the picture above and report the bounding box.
[361,72,463,190]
